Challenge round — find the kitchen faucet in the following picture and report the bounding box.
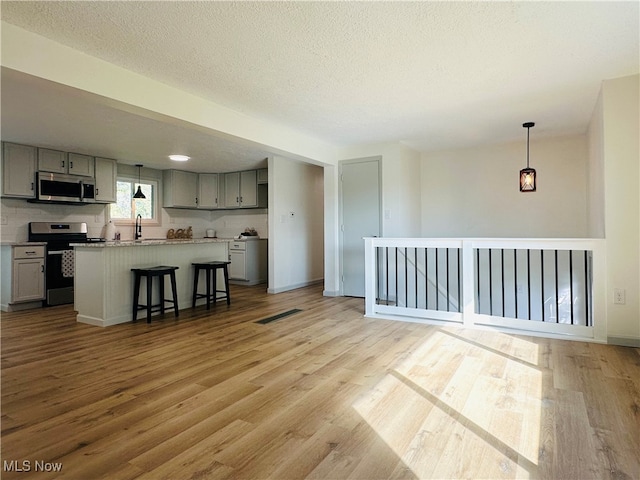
[135,214,142,240]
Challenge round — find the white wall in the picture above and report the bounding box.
[338,142,422,237]
[599,74,639,344]
[587,90,605,238]
[420,135,588,238]
[268,155,324,293]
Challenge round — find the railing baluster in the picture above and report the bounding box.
[446,248,450,312]
[501,249,505,317]
[457,248,461,313]
[414,248,418,308]
[555,250,559,323]
[585,250,589,326]
[395,248,398,307]
[404,247,408,308]
[385,247,389,306]
[435,248,439,311]
[489,249,493,316]
[527,249,531,320]
[425,248,429,309]
[541,250,545,322]
[476,248,481,314]
[569,250,574,325]
[514,249,518,319]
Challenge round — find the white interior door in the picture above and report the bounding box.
[340,158,381,297]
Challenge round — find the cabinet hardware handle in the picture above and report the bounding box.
[195,197,198,204]
[26,251,36,255]
[96,188,99,195]
[236,196,239,203]
[31,182,34,191]
[41,265,45,272]
[70,161,73,168]
[62,160,65,168]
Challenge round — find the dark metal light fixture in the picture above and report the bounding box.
[520,122,536,192]
[133,164,146,199]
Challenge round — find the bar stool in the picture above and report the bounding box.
[192,261,231,309]
[131,266,179,323]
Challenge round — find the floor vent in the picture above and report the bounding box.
[256,309,303,324]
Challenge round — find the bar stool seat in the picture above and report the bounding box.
[131,266,179,323]
[192,261,231,309]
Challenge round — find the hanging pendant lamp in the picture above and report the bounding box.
[519,122,536,192]
[133,164,146,199]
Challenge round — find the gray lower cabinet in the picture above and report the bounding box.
[0,245,45,311]
[228,239,267,285]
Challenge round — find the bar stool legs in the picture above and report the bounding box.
[192,261,231,309]
[131,266,179,323]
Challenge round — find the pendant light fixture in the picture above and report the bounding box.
[133,164,146,199]
[519,122,536,192]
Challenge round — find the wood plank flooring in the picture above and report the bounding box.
[1,284,639,479]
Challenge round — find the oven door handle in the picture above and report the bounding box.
[48,250,73,255]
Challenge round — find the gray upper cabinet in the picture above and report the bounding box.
[38,148,94,177]
[37,148,66,173]
[224,172,241,207]
[67,153,95,177]
[94,157,117,203]
[163,169,198,208]
[1,142,37,198]
[198,173,220,209]
[224,170,258,208]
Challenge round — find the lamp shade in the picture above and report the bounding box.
[520,122,536,193]
[133,164,146,199]
[133,185,146,199]
[520,167,536,192]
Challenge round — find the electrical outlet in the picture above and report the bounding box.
[614,288,626,305]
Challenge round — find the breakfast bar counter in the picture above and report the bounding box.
[73,238,229,326]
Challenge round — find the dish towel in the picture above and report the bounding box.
[62,250,74,278]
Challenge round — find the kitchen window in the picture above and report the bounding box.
[110,177,160,225]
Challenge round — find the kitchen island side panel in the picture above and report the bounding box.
[74,241,228,326]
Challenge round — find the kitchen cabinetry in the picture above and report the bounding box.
[224,170,258,208]
[163,169,198,208]
[0,244,45,311]
[198,173,220,209]
[1,142,37,198]
[94,157,117,203]
[38,149,95,177]
[228,239,267,285]
[257,168,268,184]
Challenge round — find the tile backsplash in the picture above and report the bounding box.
[0,198,268,242]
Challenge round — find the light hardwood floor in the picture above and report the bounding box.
[1,284,639,480]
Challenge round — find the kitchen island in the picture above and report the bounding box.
[73,238,229,326]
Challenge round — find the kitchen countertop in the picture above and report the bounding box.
[0,241,48,247]
[71,238,233,248]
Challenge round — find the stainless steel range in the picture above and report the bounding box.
[28,222,102,306]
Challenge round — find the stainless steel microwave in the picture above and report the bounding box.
[35,172,96,204]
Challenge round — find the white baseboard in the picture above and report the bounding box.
[267,278,323,294]
[607,336,640,347]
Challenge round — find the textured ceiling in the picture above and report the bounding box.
[1,1,638,169]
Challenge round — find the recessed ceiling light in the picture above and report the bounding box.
[169,154,190,162]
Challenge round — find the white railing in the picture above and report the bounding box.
[364,238,606,343]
